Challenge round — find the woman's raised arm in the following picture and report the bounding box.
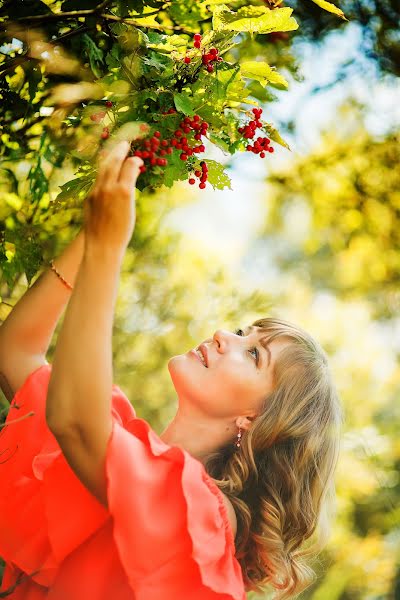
[0,230,85,402]
[45,142,143,507]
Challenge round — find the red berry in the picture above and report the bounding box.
[199,182,206,189]
[194,41,201,49]
[246,145,253,151]
[184,56,191,64]
[260,152,266,158]
[134,150,143,157]
[171,139,178,147]
[199,144,205,152]
[209,48,218,56]
[194,33,201,40]
[268,147,274,153]
[180,153,188,160]
[139,165,147,173]
[154,131,161,138]
[101,127,109,139]
[206,64,214,73]
[168,108,176,114]
[183,126,191,134]
[160,149,167,156]
[181,137,188,145]
[150,157,157,166]
[166,147,173,154]
[195,170,202,177]
[193,115,200,122]
[189,178,196,185]
[202,122,209,129]
[187,148,193,156]
[142,151,150,158]
[194,133,202,141]
[175,130,182,137]
[105,100,113,108]
[157,158,167,166]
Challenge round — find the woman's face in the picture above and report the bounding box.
[168,326,290,420]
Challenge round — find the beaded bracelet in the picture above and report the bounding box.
[49,259,74,291]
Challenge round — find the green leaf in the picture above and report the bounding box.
[240,61,288,90]
[204,160,232,190]
[82,34,104,78]
[173,92,195,116]
[308,0,347,20]
[54,174,94,206]
[212,5,299,35]
[162,151,188,188]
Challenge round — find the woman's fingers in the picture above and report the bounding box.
[119,156,144,190]
[97,140,131,185]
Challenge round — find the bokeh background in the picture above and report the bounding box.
[1,1,399,598]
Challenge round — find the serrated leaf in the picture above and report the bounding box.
[212,5,298,35]
[204,160,232,190]
[240,61,288,90]
[54,175,94,206]
[82,34,104,78]
[308,0,347,20]
[174,93,195,116]
[162,151,188,188]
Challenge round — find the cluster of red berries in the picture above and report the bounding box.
[183,34,222,72]
[170,115,208,160]
[131,114,209,174]
[132,131,170,173]
[238,108,274,157]
[188,161,209,189]
[90,100,114,139]
[201,48,222,73]
[193,33,202,49]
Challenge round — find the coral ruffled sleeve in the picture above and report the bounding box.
[0,364,246,600]
[105,417,246,600]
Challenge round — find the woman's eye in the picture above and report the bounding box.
[234,329,259,363]
[249,347,259,362]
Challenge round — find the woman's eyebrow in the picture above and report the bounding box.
[244,326,271,367]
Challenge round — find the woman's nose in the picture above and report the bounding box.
[212,329,233,351]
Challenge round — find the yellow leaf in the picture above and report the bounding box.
[309,0,347,20]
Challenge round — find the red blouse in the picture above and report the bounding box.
[0,364,246,600]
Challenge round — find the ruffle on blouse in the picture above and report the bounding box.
[0,364,245,600]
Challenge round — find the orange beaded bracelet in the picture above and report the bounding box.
[49,259,74,291]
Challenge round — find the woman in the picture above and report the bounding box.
[0,141,343,599]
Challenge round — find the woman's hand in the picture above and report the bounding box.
[83,141,144,255]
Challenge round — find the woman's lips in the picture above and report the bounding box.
[190,349,206,366]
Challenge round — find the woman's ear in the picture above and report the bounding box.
[235,415,256,431]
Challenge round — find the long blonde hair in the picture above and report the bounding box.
[204,317,343,598]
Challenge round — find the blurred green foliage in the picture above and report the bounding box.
[248,103,400,599]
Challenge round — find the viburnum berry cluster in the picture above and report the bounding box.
[238,108,274,157]
[193,33,202,49]
[189,161,208,189]
[201,47,222,73]
[90,100,114,140]
[183,34,222,73]
[130,113,210,183]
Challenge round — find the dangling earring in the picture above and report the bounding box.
[234,427,243,450]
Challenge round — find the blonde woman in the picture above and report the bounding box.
[0,141,342,599]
